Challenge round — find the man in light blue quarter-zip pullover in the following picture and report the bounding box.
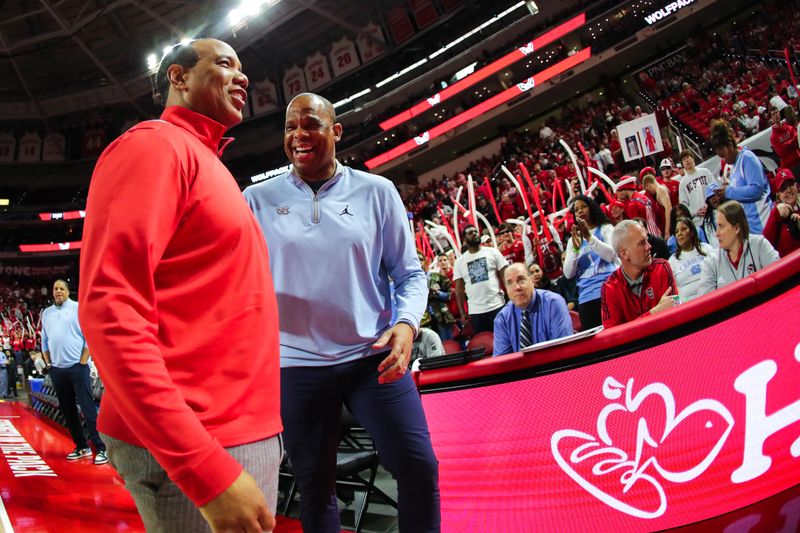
[41,279,107,464]
[244,93,440,533]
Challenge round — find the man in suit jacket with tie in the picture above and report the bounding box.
[492,263,573,356]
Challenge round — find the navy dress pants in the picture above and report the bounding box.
[49,364,105,452]
[281,353,440,533]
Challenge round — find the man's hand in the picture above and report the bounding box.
[199,471,274,533]
[777,203,792,219]
[649,288,676,316]
[696,205,707,217]
[373,323,415,384]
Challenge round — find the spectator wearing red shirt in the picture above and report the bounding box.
[763,169,800,257]
[79,39,282,532]
[497,223,525,264]
[769,107,800,178]
[658,158,681,207]
[601,220,678,328]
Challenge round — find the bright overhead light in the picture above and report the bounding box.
[333,88,372,108]
[0,199,9,206]
[163,45,173,57]
[228,8,244,27]
[179,38,193,46]
[429,2,526,59]
[376,59,428,88]
[240,0,262,17]
[147,53,158,70]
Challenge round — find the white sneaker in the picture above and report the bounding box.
[66,447,92,460]
[93,450,108,465]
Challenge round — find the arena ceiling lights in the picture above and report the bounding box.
[145,0,278,71]
[379,13,587,131]
[365,47,592,170]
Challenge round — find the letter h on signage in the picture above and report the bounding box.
[731,343,800,483]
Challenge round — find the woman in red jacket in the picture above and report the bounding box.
[763,169,800,257]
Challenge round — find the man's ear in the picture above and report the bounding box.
[332,122,343,142]
[167,64,188,92]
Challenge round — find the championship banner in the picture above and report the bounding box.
[617,113,663,162]
[409,0,439,29]
[251,78,279,116]
[357,22,387,63]
[41,132,66,162]
[282,64,307,104]
[304,51,333,91]
[440,0,461,11]
[386,4,415,44]
[420,282,800,531]
[330,37,360,77]
[0,132,17,162]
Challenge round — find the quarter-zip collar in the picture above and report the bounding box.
[288,160,343,194]
[160,106,234,157]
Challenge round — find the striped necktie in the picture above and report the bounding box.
[519,309,532,349]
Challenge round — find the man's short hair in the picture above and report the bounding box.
[462,224,477,236]
[155,41,201,107]
[641,174,657,187]
[53,279,70,291]
[611,219,641,255]
[497,223,512,234]
[678,149,694,162]
[288,92,337,123]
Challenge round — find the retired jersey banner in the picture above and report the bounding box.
[251,78,279,116]
[282,64,307,104]
[330,37,360,77]
[304,52,333,90]
[420,284,800,531]
[357,22,387,63]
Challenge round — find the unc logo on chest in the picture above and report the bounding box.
[276,206,290,215]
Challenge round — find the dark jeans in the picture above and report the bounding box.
[469,306,502,334]
[49,364,105,452]
[578,298,603,330]
[281,353,440,533]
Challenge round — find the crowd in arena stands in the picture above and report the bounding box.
[0,281,49,387]
[639,2,800,147]
[405,108,798,360]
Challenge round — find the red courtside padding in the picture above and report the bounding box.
[415,250,800,531]
[0,401,345,531]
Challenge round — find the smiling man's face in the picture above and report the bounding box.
[284,94,342,182]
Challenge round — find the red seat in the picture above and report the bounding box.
[467,331,494,357]
[569,310,582,333]
[441,339,462,354]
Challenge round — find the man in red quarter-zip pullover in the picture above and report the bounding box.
[79,39,281,533]
[600,219,678,328]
